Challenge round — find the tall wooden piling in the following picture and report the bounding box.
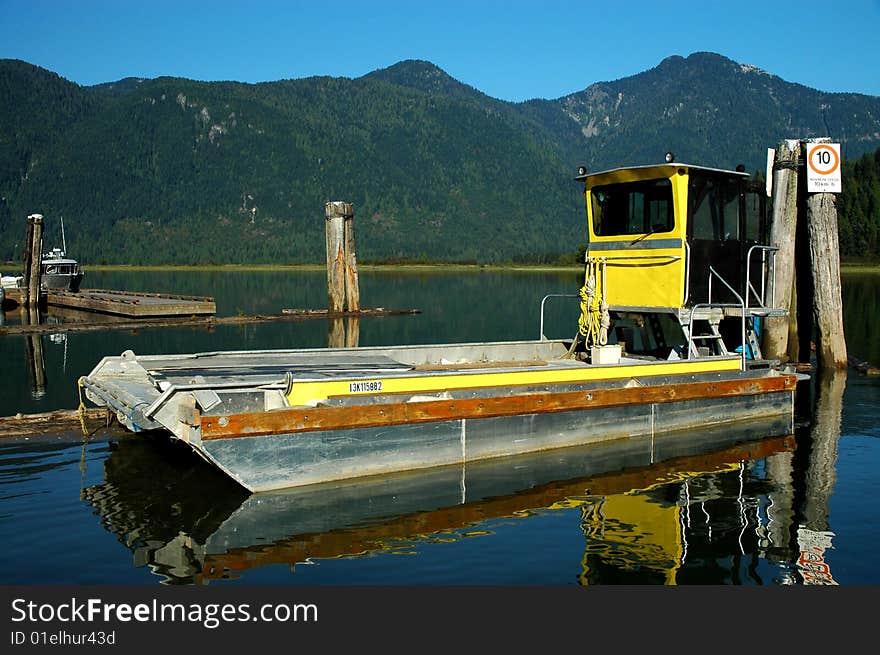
[325,200,361,315]
[763,141,800,362]
[343,209,360,312]
[794,181,814,366]
[763,138,847,370]
[807,187,848,369]
[325,202,348,314]
[22,213,43,308]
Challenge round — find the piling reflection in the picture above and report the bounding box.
[22,306,47,399]
[327,316,360,348]
[83,416,801,585]
[792,369,847,585]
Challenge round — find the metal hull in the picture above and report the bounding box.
[81,339,798,493]
[41,271,84,292]
[197,388,793,492]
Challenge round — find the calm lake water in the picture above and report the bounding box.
[0,268,877,585]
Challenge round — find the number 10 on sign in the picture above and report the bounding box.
[806,142,842,193]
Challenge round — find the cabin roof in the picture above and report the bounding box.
[574,162,750,182]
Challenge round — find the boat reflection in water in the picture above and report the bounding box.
[82,413,809,585]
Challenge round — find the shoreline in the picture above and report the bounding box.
[3,261,877,274]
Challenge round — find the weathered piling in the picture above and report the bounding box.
[762,138,847,370]
[22,213,43,308]
[764,141,800,361]
[805,140,847,370]
[344,209,360,312]
[794,183,814,366]
[325,202,348,313]
[325,200,362,328]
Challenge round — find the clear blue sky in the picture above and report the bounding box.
[2,0,878,101]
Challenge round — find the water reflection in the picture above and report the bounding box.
[21,306,47,399]
[792,369,847,585]
[83,417,799,585]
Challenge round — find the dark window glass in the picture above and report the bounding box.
[720,183,740,240]
[744,189,763,241]
[689,174,747,242]
[690,177,720,239]
[591,178,674,237]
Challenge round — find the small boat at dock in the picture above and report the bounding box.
[80,157,803,493]
[40,247,84,292]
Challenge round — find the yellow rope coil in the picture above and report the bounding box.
[577,259,606,347]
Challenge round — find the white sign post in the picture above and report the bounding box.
[805,142,842,193]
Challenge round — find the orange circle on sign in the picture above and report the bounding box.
[808,144,839,175]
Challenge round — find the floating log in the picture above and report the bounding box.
[0,407,127,440]
[0,308,421,336]
[281,307,418,317]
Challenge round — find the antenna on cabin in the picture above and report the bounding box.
[60,215,67,255]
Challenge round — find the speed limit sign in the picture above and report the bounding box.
[806,142,842,192]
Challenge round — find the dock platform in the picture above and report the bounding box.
[3,288,216,317]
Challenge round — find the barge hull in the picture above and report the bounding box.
[198,386,793,492]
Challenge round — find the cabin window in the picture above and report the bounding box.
[743,188,763,241]
[690,177,720,239]
[591,178,674,237]
[721,185,740,240]
[689,175,744,241]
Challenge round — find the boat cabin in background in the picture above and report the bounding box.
[575,156,782,364]
[40,247,84,291]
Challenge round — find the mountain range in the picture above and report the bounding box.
[1,52,878,264]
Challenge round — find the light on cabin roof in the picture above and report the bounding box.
[665,151,675,163]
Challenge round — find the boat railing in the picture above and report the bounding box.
[745,244,779,312]
[705,266,748,369]
[539,293,579,341]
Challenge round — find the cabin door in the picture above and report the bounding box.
[686,175,750,305]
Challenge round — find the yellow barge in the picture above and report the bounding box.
[80,158,801,492]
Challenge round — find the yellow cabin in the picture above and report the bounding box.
[573,157,782,363]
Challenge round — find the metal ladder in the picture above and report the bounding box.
[680,306,729,358]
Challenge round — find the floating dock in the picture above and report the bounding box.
[3,288,215,317]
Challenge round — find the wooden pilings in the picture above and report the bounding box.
[19,214,46,393]
[325,202,347,314]
[325,201,361,348]
[22,213,43,308]
[763,139,848,370]
[325,201,360,313]
[343,208,360,312]
[764,141,800,362]
[807,191,847,369]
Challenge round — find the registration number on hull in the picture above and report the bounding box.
[349,381,383,393]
